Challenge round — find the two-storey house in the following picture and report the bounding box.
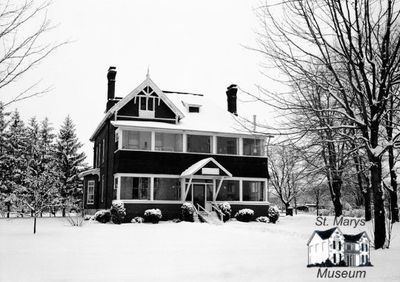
[80,67,271,220]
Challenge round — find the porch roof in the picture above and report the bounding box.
[180,157,232,178]
[78,168,100,178]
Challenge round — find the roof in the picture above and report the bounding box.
[90,74,273,141]
[78,168,100,178]
[180,157,233,178]
[111,92,270,137]
[307,227,339,245]
[343,232,367,243]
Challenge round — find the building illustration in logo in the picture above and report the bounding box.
[307,227,371,267]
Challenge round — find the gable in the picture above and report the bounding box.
[113,76,184,121]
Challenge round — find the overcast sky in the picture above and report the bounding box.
[1,0,280,165]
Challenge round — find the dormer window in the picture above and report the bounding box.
[137,86,160,118]
[188,106,200,113]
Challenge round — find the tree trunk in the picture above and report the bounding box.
[370,158,386,249]
[62,207,66,217]
[33,215,37,234]
[6,204,10,218]
[388,146,399,223]
[363,189,372,222]
[332,176,342,217]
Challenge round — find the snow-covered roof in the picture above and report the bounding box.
[90,75,272,140]
[78,168,100,178]
[180,157,232,178]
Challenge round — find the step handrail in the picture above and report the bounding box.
[209,202,224,222]
[196,204,211,216]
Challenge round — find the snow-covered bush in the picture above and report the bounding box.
[93,210,111,223]
[172,218,182,223]
[235,209,254,222]
[110,201,126,224]
[131,216,144,223]
[181,202,196,222]
[267,205,280,223]
[217,202,232,222]
[84,214,93,221]
[256,216,269,223]
[144,209,162,223]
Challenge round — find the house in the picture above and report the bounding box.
[307,227,371,267]
[80,67,271,220]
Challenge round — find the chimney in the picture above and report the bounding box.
[106,66,117,111]
[226,84,238,115]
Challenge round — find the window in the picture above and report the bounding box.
[154,178,181,200]
[87,180,95,204]
[113,177,118,200]
[188,106,200,113]
[216,180,240,201]
[137,86,159,118]
[243,138,264,156]
[243,181,265,201]
[101,175,105,203]
[333,241,336,249]
[187,134,211,153]
[155,133,183,152]
[102,139,105,163]
[115,130,119,148]
[120,177,150,200]
[122,130,151,150]
[333,254,337,264]
[339,241,342,250]
[217,137,238,155]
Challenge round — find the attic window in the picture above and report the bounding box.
[188,106,200,113]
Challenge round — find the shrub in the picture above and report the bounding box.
[144,209,162,223]
[181,202,196,222]
[268,205,280,223]
[93,210,111,223]
[318,209,331,216]
[235,209,254,222]
[256,216,269,223]
[172,218,182,223]
[84,215,93,221]
[110,201,126,224]
[217,202,232,222]
[131,216,144,223]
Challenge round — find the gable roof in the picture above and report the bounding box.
[89,75,185,141]
[180,157,233,178]
[307,227,340,245]
[344,232,368,243]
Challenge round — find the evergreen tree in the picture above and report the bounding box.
[6,110,29,216]
[0,103,13,217]
[55,116,86,216]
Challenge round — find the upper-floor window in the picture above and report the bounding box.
[122,130,151,150]
[187,134,211,153]
[155,132,183,152]
[217,137,238,155]
[243,138,264,156]
[138,86,159,118]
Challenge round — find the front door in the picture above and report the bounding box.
[193,184,206,209]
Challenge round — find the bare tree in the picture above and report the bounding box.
[0,0,66,106]
[268,144,308,214]
[254,0,400,249]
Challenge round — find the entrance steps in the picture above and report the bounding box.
[197,211,222,225]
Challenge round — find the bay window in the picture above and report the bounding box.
[217,137,238,155]
[216,180,240,201]
[243,138,265,156]
[155,133,183,152]
[120,177,150,200]
[187,134,211,153]
[154,178,181,200]
[122,130,151,150]
[243,181,265,201]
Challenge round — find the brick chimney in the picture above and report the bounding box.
[226,84,238,115]
[106,66,117,112]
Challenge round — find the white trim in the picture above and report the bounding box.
[120,200,184,204]
[115,173,180,178]
[180,157,233,178]
[150,177,154,201]
[116,115,176,122]
[239,180,243,201]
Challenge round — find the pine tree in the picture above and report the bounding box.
[6,110,29,216]
[55,116,86,216]
[0,103,13,217]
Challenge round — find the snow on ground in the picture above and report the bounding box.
[0,215,399,282]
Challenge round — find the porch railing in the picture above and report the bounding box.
[209,202,224,222]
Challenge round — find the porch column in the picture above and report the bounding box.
[239,180,243,201]
[183,133,187,152]
[116,175,121,200]
[151,131,156,151]
[150,177,154,201]
[239,138,243,155]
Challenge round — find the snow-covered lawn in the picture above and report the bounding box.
[0,215,399,282]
